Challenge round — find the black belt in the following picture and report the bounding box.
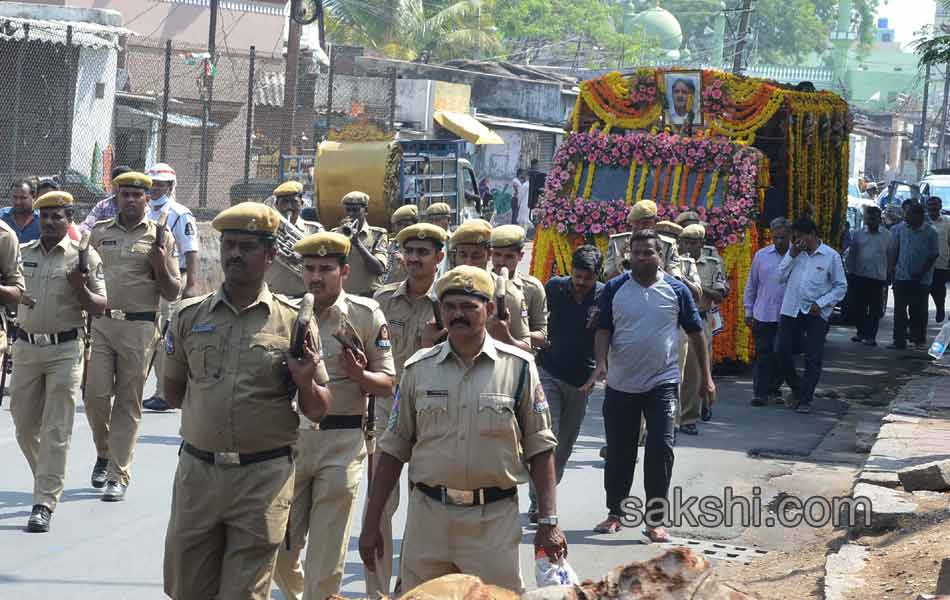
[16,328,80,346]
[181,442,291,466]
[105,310,157,322]
[413,482,517,506]
[316,414,364,430]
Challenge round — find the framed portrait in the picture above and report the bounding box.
[664,72,703,126]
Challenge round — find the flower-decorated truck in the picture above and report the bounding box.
[530,68,852,364]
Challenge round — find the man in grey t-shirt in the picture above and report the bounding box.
[585,230,714,542]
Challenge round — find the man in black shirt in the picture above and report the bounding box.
[528,245,604,521]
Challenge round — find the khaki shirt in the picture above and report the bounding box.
[383,240,408,285]
[605,232,683,278]
[379,335,556,490]
[374,279,438,383]
[333,221,389,296]
[0,220,24,353]
[266,218,322,297]
[509,272,547,338]
[497,276,531,346]
[696,255,728,312]
[303,291,395,423]
[165,284,330,453]
[90,216,179,312]
[19,236,106,333]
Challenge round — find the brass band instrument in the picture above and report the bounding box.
[275,210,306,276]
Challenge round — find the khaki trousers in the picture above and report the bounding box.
[153,275,185,399]
[83,317,158,485]
[273,427,366,600]
[400,487,523,593]
[10,337,84,510]
[163,450,295,600]
[363,396,400,598]
[681,317,715,425]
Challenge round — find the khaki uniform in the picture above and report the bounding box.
[365,279,440,596]
[273,292,395,600]
[0,220,24,353]
[509,272,548,342]
[676,256,702,426]
[497,276,531,347]
[383,240,407,285]
[163,284,329,600]
[605,232,683,279]
[85,217,178,486]
[681,252,727,425]
[333,221,389,296]
[265,219,322,297]
[11,236,93,511]
[379,336,557,592]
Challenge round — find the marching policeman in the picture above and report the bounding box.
[266,180,324,297]
[368,221,448,596]
[360,266,566,592]
[604,200,682,279]
[383,204,419,285]
[448,219,532,353]
[425,201,454,276]
[490,224,548,351]
[144,162,201,412]
[85,171,180,501]
[162,202,331,600]
[333,191,389,297]
[11,192,92,533]
[680,224,728,430]
[273,232,395,600]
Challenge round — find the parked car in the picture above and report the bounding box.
[37,169,106,205]
[918,169,950,214]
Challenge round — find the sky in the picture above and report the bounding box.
[876,0,936,43]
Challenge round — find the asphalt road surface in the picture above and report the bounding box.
[0,253,942,598]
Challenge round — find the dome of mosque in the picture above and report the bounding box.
[628,5,683,51]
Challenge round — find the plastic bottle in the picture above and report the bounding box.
[929,321,950,360]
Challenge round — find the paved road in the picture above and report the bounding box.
[0,279,941,598]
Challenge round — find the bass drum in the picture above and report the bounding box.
[315,141,401,228]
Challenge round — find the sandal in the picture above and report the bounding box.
[642,526,671,543]
[593,516,622,534]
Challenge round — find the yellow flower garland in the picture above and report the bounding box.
[670,164,682,204]
[636,164,649,201]
[626,163,638,204]
[706,171,720,208]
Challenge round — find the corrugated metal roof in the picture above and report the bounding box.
[0,16,133,49]
[474,114,566,135]
[121,105,217,129]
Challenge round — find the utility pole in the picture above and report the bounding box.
[198,0,218,208]
[732,0,754,74]
[280,18,303,166]
[938,65,950,169]
[918,62,932,180]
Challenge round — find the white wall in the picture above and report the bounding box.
[475,128,522,192]
[70,45,117,182]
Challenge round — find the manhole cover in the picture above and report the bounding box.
[659,538,769,564]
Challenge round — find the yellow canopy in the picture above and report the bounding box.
[434,111,504,145]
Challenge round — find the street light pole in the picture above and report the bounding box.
[198,0,218,208]
[732,0,754,75]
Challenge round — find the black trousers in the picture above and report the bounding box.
[602,383,676,520]
[931,269,950,316]
[751,320,792,399]
[776,314,828,405]
[850,276,887,341]
[893,280,929,346]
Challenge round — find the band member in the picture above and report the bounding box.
[265,180,324,297]
[333,191,389,297]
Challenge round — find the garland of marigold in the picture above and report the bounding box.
[706,171,720,208]
[661,165,673,202]
[626,163,638,204]
[679,165,690,204]
[690,171,705,206]
[636,163,649,201]
[670,164,682,204]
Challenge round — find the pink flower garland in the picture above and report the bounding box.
[537,131,762,248]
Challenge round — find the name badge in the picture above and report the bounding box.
[22,261,37,267]
[426,389,449,397]
[191,323,216,333]
[101,240,118,246]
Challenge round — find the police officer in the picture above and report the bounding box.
[383,204,419,285]
[447,219,532,353]
[679,224,728,432]
[143,162,201,412]
[604,200,682,280]
[490,224,548,351]
[359,265,566,592]
[12,192,92,533]
[85,171,181,501]
[333,191,389,297]
[273,232,396,600]
[369,221,448,596]
[425,201,454,276]
[162,202,332,600]
[675,210,701,229]
[266,180,324,299]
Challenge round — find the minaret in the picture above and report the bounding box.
[830,0,855,96]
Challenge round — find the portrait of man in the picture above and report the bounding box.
[666,73,702,125]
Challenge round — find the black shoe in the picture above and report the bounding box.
[91,457,108,489]
[862,339,877,347]
[701,406,712,421]
[101,480,126,502]
[851,335,863,343]
[143,396,171,411]
[26,505,51,533]
[750,397,766,406]
[796,404,811,414]
[680,423,699,435]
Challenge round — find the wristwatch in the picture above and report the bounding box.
[537,515,558,526]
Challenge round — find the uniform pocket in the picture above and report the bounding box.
[248,334,289,381]
[477,393,516,436]
[415,392,448,432]
[186,333,226,381]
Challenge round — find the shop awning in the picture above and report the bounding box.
[434,110,504,145]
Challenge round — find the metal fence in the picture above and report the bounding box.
[0,23,396,215]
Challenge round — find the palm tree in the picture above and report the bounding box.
[916,0,950,67]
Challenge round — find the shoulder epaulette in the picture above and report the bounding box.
[373,282,401,299]
[404,344,441,368]
[22,239,41,250]
[176,293,212,317]
[346,294,380,311]
[493,340,535,363]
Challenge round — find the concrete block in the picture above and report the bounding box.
[855,422,879,453]
[824,543,869,600]
[898,459,950,492]
[852,483,918,532]
[857,471,900,488]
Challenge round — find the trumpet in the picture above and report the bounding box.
[338,215,363,238]
[275,211,306,276]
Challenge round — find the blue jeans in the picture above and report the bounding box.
[776,314,828,405]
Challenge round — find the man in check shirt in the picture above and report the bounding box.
[743,217,792,407]
[775,217,848,414]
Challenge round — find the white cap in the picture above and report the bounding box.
[147,162,177,183]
